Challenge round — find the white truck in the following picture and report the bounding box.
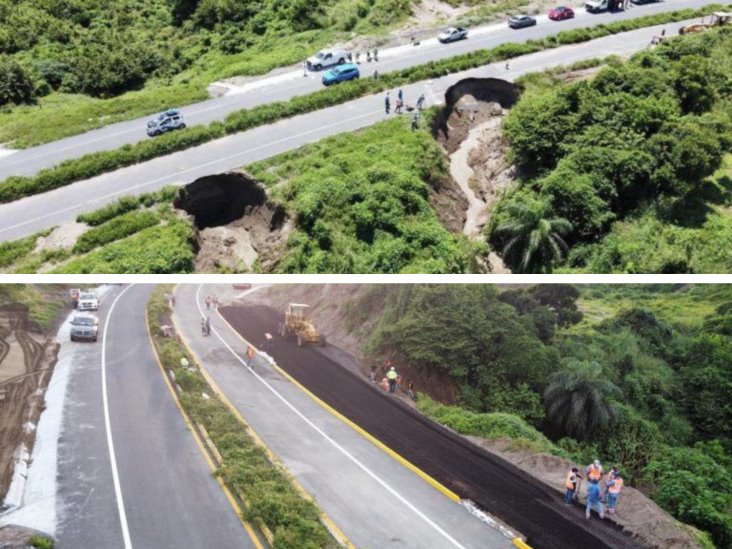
[306,49,350,71]
[77,292,99,311]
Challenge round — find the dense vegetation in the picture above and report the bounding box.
[249,116,480,273]
[147,286,336,549]
[349,284,732,546]
[489,28,732,273]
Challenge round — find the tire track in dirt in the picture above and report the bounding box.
[221,304,646,549]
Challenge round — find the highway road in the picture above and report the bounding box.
[3,285,257,549]
[0,0,714,181]
[174,283,516,549]
[0,19,697,244]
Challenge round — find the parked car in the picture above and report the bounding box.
[232,283,252,290]
[146,109,185,137]
[586,0,625,12]
[322,64,360,86]
[438,27,468,43]
[631,0,660,4]
[306,49,349,71]
[77,292,99,311]
[70,313,99,342]
[508,14,537,28]
[549,6,575,19]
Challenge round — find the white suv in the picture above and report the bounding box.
[77,292,99,311]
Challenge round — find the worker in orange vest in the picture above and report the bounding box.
[606,472,624,514]
[602,466,619,502]
[586,460,603,483]
[564,467,582,505]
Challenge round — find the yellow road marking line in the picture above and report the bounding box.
[215,306,462,504]
[512,538,533,549]
[144,307,265,549]
[170,288,355,549]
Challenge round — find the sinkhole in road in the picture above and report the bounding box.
[174,172,286,230]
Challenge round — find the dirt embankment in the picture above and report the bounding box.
[0,303,60,507]
[173,173,291,272]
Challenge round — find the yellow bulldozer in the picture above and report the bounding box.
[679,12,731,35]
[278,303,326,347]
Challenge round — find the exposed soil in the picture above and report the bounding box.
[173,172,291,272]
[221,303,646,549]
[32,223,87,254]
[0,303,59,507]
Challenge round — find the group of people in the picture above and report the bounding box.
[204,294,219,310]
[565,460,624,520]
[384,89,426,130]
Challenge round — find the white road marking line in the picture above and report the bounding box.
[194,284,469,549]
[0,108,380,236]
[102,285,135,549]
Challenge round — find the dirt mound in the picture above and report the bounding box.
[0,306,59,507]
[174,172,291,272]
[470,438,704,549]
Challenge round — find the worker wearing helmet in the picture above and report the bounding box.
[586,460,603,482]
[386,366,398,393]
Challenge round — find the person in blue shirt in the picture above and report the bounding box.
[586,479,605,520]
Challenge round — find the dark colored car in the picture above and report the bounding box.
[322,64,360,86]
[549,6,575,20]
[508,15,538,29]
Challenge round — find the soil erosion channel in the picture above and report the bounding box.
[220,304,645,549]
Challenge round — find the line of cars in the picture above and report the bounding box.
[69,289,99,342]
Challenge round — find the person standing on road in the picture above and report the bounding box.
[564,467,582,505]
[385,92,391,114]
[205,295,211,310]
[606,473,623,514]
[205,316,211,336]
[201,317,208,336]
[355,50,361,64]
[411,111,420,131]
[374,47,379,61]
[386,366,398,393]
[395,96,403,114]
[302,60,308,77]
[366,49,372,62]
[586,479,605,520]
[416,93,426,110]
[397,88,403,102]
[586,460,603,483]
[602,466,619,502]
[370,366,377,383]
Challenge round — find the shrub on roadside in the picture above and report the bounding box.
[72,210,160,253]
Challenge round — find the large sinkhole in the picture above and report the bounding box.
[174,173,285,230]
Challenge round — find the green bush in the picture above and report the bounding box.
[53,219,196,273]
[0,231,45,268]
[76,186,178,225]
[28,535,53,549]
[72,210,160,254]
[0,55,35,106]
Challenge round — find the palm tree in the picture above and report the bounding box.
[543,360,621,441]
[495,199,572,273]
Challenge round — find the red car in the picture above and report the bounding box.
[549,6,575,20]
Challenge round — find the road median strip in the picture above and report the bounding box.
[1,4,727,205]
[146,285,344,549]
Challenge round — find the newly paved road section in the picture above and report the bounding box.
[219,302,647,549]
[0,19,696,243]
[56,284,254,549]
[0,0,713,180]
[175,283,514,549]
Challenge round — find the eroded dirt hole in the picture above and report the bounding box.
[174,172,291,272]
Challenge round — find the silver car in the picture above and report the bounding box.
[70,313,99,342]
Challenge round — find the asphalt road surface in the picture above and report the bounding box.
[219,302,648,549]
[54,285,254,549]
[176,283,516,549]
[0,0,713,180]
[0,19,697,244]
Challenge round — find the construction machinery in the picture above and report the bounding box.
[278,303,326,347]
[679,12,732,35]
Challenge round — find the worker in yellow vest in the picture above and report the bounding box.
[386,366,398,393]
[564,467,582,505]
[606,472,624,514]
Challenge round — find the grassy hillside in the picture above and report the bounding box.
[341,284,732,546]
[488,28,732,274]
